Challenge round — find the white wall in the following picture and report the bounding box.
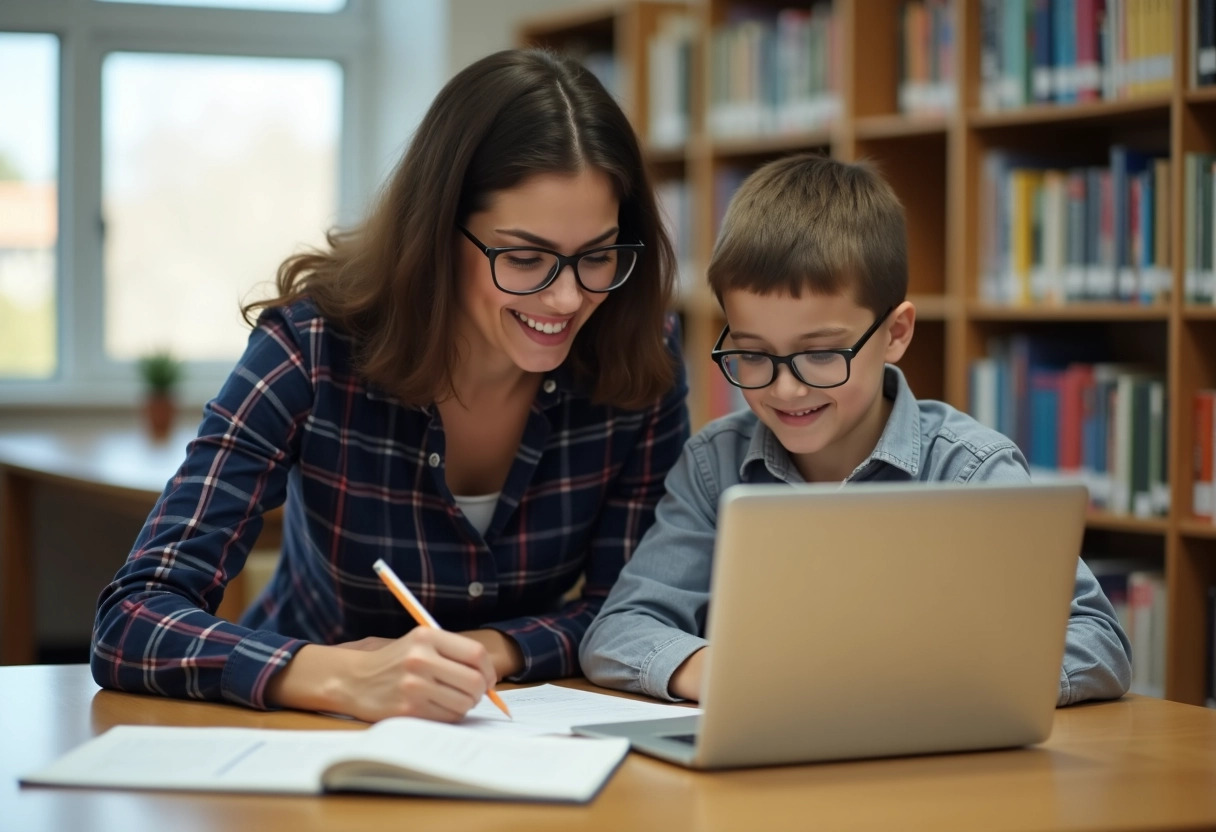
[361,0,450,212]
[446,0,608,76]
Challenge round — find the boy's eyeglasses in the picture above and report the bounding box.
[711,306,895,390]
[459,226,643,295]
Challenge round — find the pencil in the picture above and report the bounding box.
[372,558,513,719]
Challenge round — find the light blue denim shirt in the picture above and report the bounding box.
[580,365,1133,707]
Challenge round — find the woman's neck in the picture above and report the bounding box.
[443,350,537,411]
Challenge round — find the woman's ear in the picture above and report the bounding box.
[883,300,916,364]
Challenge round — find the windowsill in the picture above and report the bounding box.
[0,376,223,412]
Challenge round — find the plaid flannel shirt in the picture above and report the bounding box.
[92,299,689,708]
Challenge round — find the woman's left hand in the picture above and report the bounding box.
[334,636,395,652]
[456,629,525,680]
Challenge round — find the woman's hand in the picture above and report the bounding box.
[266,628,497,723]
[668,647,708,702]
[333,636,395,652]
[456,629,525,680]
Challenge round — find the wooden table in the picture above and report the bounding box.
[0,421,279,664]
[3,665,1216,832]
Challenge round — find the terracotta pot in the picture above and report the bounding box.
[144,393,175,442]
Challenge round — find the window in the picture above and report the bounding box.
[97,0,346,10]
[0,0,377,404]
[0,33,58,379]
[102,53,341,362]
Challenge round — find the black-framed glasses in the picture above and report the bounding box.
[459,226,644,295]
[711,306,895,390]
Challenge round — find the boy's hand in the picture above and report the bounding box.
[668,647,709,701]
[267,629,496,723]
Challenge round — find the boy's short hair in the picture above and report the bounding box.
[707,153,907,315]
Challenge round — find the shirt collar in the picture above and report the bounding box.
[862,364,922,478]
[738,365,921,484]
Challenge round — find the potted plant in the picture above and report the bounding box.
[138,350,182,441]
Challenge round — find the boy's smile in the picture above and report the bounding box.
[719,289,915,483]
[772,402,830,426]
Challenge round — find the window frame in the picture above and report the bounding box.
[0,0,374,406]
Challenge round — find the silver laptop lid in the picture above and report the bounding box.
[693,481,1086,768]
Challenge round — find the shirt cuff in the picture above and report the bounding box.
[485,620,575,682]
[1057,664,1072,707]
[220,630,307,710]
[641,633,709,701]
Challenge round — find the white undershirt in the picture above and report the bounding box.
[452,492,500,536]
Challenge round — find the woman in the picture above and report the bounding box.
[92,49,689,723]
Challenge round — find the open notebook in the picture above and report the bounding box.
[21,717,629,804]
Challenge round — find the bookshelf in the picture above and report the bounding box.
[520,1,1216,706]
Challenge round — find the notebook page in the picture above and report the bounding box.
[458,684,699,737]
[351,718,628,801]
[21,726,360,793]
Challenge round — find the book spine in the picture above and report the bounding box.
[1196,390,1216,521]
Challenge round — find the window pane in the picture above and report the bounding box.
[95,0,346,11]
[0,33,58,380]
[102,53,341,362]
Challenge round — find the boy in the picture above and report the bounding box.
[580,154,1132,706]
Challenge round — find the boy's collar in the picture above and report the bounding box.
[862,365,922,478]
[739,365,922,484]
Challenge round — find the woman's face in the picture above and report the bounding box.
[457,169,619,376]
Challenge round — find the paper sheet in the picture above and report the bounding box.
[460,684,699,737]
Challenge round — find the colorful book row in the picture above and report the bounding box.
[1183,153,1216,306]
[898,0,956,116]
[708,3,840,139]
[980,0,1174,111]
[970,338,1168,518]
[647,12,697,149]
[1193,391,1216,522]
[655,179,697,301]
[1089,562,1167,698]
[980,147,1170,306]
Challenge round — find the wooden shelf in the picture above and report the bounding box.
[517,3,616,41]
[909,294,955,321]
[854,114,949,141]
[673,289,719,319]
[1179,520,1216,540]
[1182,305,1216,321]
[966,302,1171,322]
[1185,85,1216,105]
[709,130,833,159]
[1086,512,1169,535]
[645,145,687,165]
[522,0,1211,706]
[967,96,1171,130]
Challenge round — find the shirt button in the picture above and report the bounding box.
[542,379,557,394]
[427,452,441,468]
[467,581,484,598]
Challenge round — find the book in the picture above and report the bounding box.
[21,717,630,803]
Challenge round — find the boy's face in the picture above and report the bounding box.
[719,288,914,483]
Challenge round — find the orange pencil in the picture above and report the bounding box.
[372,558,512,719]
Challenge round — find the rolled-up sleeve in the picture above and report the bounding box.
[971,447,1133,706]
[91,308,312,708]
[581,433,719,701]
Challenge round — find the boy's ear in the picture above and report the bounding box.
[882,301,916,363]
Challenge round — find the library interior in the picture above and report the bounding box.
[2,1,1216,830]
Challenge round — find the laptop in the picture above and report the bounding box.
[572,481,1087,769]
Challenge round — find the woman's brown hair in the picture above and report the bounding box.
[242,49,677,409]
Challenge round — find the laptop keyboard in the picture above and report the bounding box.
[664,734,699,745]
